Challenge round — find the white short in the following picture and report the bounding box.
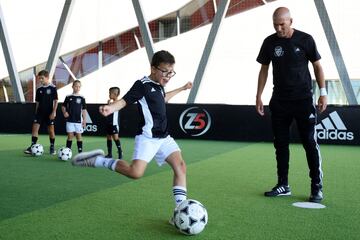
[66,122,84,134]
[132,134,180,166]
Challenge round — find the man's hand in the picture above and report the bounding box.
[317,96,327,113]
[99,105,113,117]
[256,98,265,116]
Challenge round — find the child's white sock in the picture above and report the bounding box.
[173,186,187,206]
[94,156,118,171]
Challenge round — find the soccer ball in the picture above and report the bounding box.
[31,144,44,156]
[58,147,72,161]
[173,199,208,235]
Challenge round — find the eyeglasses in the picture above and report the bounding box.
[155,66,176,78]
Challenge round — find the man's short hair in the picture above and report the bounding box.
[151,50,175,67]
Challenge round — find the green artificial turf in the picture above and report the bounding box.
[0,134,359,239]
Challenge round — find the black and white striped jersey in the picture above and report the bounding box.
[123,76,168,138]
[106,110,120,126]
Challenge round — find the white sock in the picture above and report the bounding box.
[173,186,187,206]
[94,156,118,171]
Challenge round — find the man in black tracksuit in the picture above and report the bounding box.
[255,7,327,203]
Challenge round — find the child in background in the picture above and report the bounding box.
[61,80,87,153]
[105,87,123,159]
[24,70,58,155]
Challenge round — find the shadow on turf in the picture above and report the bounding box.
[23,153,71,164]
[142,218,182,236]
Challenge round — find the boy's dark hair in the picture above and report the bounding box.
[109,87,120,96]
[151,50,175,67]
[72,80,81,86]
[37,70,49,77]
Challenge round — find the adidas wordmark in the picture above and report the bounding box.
[315,111,354,141]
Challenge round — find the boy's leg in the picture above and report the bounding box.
[113,134,123,159]
[24,123,40,154]
[48,124,56,155]
[166,151,187,206]
[106,135,112,158]
[72,150,148,179]
[73,134,157,178]
[166,150,187,225]
[66,132,74,149]
[75,133,83,153]
[114,159,147,179]
[31,123,40,137]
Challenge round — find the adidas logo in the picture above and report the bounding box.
[83,110,98,132]
[151,88,156,92]
[316,111,354,141]
[85,110,93,124]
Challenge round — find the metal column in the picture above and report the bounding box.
[0,3,25,102]
[98,41,103,69]
[187,0,230,103]
[314,0,358,105]
[46,0,74,81]
[132,0,155,63]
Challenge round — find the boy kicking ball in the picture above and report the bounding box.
[72,50,192,219]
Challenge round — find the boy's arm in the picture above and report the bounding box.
[164,82,192,103]
[99,99,127,117]
[81,109,87,127]
[35,102,39,114]
[50,100,58,120]
[61,105,69,118]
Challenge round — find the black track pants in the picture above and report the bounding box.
[269,97,323,190]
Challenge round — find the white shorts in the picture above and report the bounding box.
[132,134,180,166]
[66,122,84,134]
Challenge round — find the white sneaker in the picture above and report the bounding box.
[72,149,105,167]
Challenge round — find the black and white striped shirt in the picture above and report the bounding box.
[123,76,168,138]
[106,111,119,126]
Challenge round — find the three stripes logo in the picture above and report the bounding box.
[85,110,93,124]
[83,110,98,132]
[315,111,354,141]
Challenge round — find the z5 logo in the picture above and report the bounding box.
[179,107,212,136]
